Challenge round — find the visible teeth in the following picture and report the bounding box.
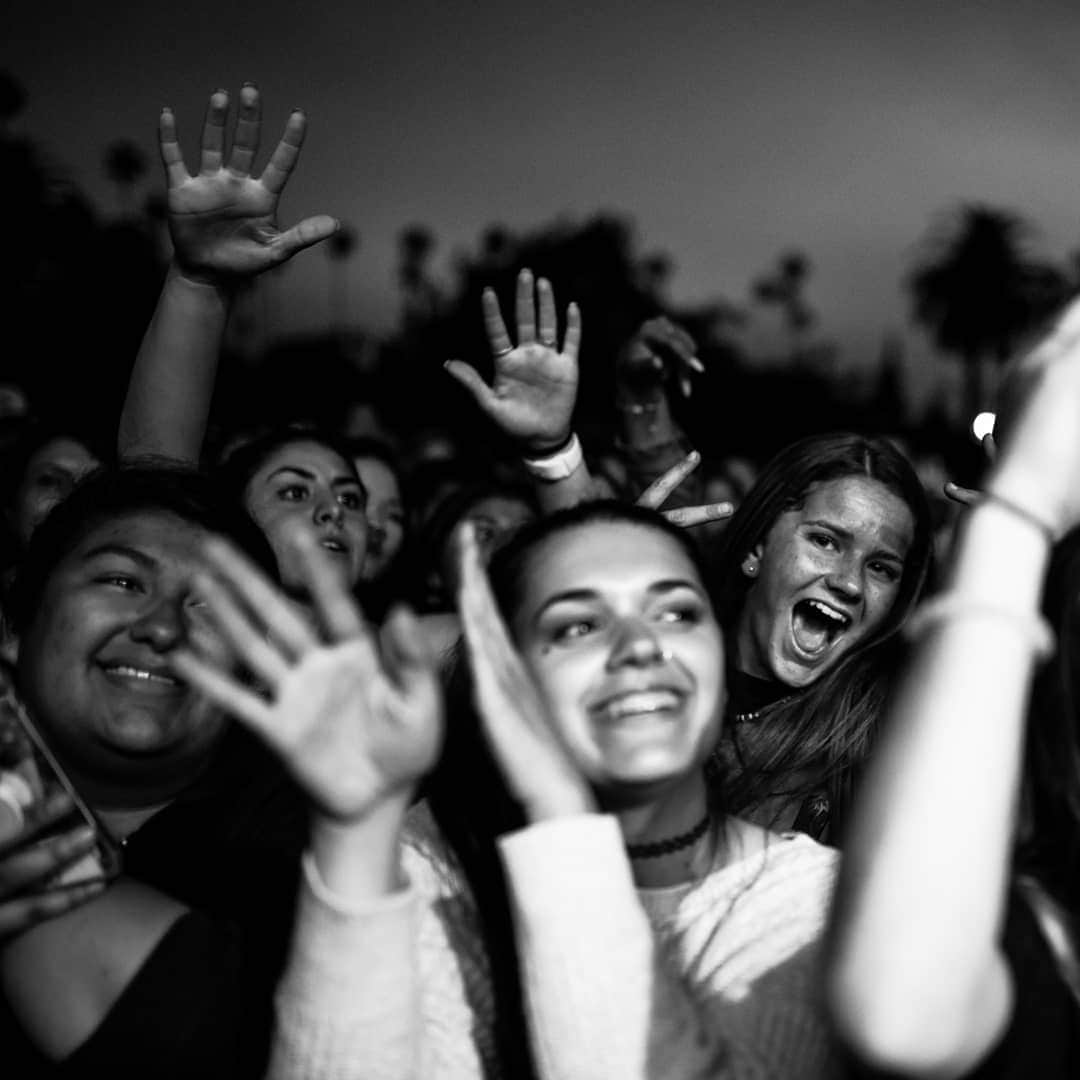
[806,600,849,627]
[601,690,681,719]
[106,665,178,685]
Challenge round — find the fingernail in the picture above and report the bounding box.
[242,80,258,89]
[71,825,96,846]
[687,450,701,463]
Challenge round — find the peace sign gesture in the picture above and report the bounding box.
[169,530,443,824]
[445,268,582,456]
[161,84,339,284]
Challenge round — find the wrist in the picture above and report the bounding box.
[310,795,411,901]
[523,432,584,481]
[522,429,575,458]
[167,260,237,299]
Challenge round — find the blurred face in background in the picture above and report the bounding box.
[354,455,406,583]
[10,437,101,546]
[441,493,535,595]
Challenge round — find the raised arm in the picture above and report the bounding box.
[170,529,490,1079]
[615,317,703,499]
[826,298,1080,1077]
[445,269,598,512]
[118,85,337,464]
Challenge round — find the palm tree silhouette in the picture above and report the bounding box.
[325,221,359,334]
[909,204,1066,420]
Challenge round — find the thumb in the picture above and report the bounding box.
[380,606,435,687]
[444,360,498,413]
[275,215,340,260]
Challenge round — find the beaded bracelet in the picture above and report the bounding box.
[903,593,1055,661]
[523,432,584,481]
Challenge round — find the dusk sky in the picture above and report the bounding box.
[9,1,1080,406]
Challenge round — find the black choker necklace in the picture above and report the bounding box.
[626,812,711,859]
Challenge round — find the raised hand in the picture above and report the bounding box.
[456,524,593,821]
[169,530,442,824]
[635,450,735,529]
[445,269,581,456]
[160,84,338,284]
[618,316,704,400]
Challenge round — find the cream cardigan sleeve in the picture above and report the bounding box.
[497,814,730,1080]
[267,819,494,1080]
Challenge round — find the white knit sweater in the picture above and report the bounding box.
[268,808,839,1080]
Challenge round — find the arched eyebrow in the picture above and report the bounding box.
[80,543,157,569]
[266,466,362,491]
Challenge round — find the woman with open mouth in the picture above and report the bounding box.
[709,432,935,840]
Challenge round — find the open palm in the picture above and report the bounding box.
[161,85,337,282]
[446,269,581,454]
[171,534,442,823]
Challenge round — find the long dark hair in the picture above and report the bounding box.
[425,500,720,1079]
[710,433,935,832]
[1019,525,1080,913]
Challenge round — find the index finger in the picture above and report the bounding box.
[158,108,191,188]
[201,536,316,658]
[662,502,734,528]
[259,109,307,195]
[636,451,701,509]
[482,287,513,356]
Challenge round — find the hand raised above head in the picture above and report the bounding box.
[618,316,704,399]
[445,268,581,457]
[160,84,339,285]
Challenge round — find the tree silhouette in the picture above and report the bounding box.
[752,250,817,359]
[908,204,1067,419]
[104,139,148,217]
[325,221,359,333]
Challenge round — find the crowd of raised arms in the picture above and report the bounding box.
[0,83,1077,1080]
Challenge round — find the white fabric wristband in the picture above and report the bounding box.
[903,593,1054,660]
[523,433,584,481]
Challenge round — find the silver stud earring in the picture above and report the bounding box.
[743,557,759,577]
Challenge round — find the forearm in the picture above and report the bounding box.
[828,499,1046,1075]
[118,264,231,465]
[615,393,693,499]
[499,815,726,1080]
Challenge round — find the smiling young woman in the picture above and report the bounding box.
[709,433,935,840]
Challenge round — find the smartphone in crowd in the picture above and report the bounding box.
[0,668,122,888]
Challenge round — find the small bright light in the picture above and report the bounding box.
[972,411,996,442]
